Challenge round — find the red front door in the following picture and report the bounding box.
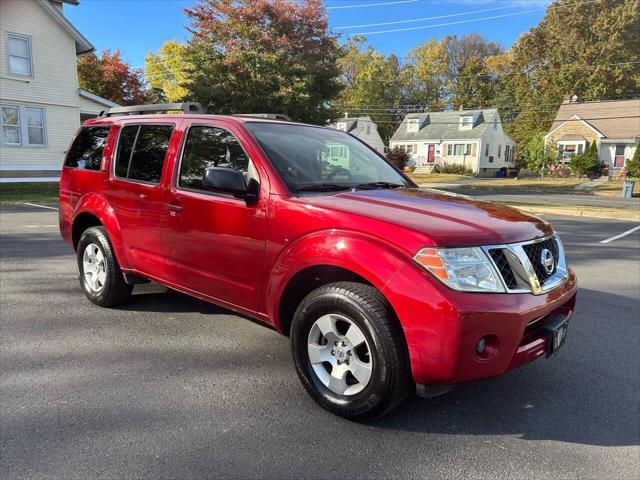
[428,144,435,162]
[160,120,269,313]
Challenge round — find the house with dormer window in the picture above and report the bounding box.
[0,0,117,182]
[389,109,516,176]
[331,116,385,153]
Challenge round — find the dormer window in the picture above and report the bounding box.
[406,119,420,133]
[336,122,347,132]
[459,116,473,130]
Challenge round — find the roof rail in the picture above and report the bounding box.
[234,113,293,122]
[98,102,204,117]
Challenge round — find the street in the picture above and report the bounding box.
[1,204,639,479]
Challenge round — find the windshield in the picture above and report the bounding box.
[244,122,410,193]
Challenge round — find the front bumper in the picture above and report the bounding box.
[382,263,577,386]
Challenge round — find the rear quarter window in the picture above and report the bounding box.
[64,126,111,170]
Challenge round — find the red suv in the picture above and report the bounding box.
[59,103,577,420]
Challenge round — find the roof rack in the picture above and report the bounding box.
[98,102,204,117]
[234,113,293,122]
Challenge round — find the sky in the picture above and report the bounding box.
[65,0,553,70]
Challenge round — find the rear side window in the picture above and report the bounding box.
[114,124,173,183]
[179,126,251,191]
[65,126,111,170]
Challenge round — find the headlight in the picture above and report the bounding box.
[413,247,505,293]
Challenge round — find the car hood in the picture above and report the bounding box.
[305,188,552,247]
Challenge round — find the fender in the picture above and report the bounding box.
[266,229,413,331]
[72,193,132,269]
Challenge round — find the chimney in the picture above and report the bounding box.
[344,112,349,118]
[562,95,571,104]
[571,94,579,103]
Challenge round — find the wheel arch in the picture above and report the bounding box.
[268,230,410,336]
[72,193,130,269]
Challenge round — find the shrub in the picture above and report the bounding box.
[385,146,410,170]
[570,141,602,177]
[432,163,474,176]
[626,144,640,177]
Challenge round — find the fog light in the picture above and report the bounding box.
[476,337,487,354]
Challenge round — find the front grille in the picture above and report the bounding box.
[522,237,559,282]
[489,249,517,289]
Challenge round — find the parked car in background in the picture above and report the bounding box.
[59,103,577,420]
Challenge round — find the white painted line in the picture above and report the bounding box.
[23,202,58,211]
[23,225,58,228]
[600,225,640,244]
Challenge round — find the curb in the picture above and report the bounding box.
[507,204,640,222]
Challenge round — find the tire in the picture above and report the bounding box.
[77,226,133,307]
[290,281,411,421]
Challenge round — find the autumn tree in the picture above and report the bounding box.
[508,0,640,148]
[403,38,449,109]
[336,37,406,140]
[145,40,191,103]
[182,0,341,123]
[77,50,148,105]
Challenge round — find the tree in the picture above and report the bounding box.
[145,40,192,103]
[519,132,554,174]
[183,0,341,123]
[508,0,639,147]
[443,34,503,109]
[571,141,602,176]
[77,50,148,105]
[626,144,640,177]
[385,146,409,170]
[404,38,449,108]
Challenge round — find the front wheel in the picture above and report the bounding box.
[290,282,411,421]
[77,226,132,307]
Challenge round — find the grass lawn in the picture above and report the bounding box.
[0,182,59,204]
[408,173,471,184]
[592,178,639,195]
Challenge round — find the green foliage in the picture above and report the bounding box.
[570,141,602,176]
[385,146,410,170]
[507,0,639,147]
[145,40,191,103]
[433,164,474,176]
[518,132,554,173]
[625,144,640,177]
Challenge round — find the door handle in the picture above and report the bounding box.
[164,203,183,214]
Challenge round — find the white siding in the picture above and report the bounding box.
[599,142,637,170]
[0,0,81,174]
[79,95,108,116]
[479,117,516,173]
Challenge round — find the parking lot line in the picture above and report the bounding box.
[23,202,58,211]
[600,225,640,244]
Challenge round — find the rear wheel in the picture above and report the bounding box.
[77,226,132,307]
[290,282,411,421]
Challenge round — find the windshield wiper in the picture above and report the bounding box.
[295,183,352,193]
[354,182,405,190]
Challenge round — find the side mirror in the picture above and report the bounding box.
[203,167,247,197]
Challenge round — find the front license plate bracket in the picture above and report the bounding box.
[541,312,571,357]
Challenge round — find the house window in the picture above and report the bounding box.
[485,143,489,156]
[366,125,371,135]
[6,34,32,76]
[459,116,473,130]
[1,104,46,146]
[493,119,497,129]
[336,122,347,132]
[577,144,584,155]
[406,144,414,154]
[406,119,420,133]
[498,145,502,158]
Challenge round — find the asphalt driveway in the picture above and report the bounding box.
[1,204,639,479]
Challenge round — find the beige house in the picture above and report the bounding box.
[0,0,117,182]
[389,109,516,177]
[544,97,640,171]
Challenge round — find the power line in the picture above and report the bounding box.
[348,0,599,36]
[336,3,541,30]
[345,115,640,125]
[327,0,420,10]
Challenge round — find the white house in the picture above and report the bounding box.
[0,0,117,182]
[544,97,639,171]
[389,109,516,177]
